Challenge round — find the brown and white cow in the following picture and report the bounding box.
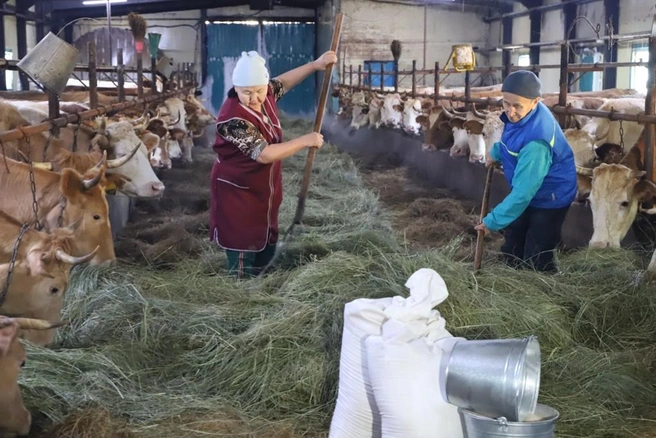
[0,317,66,436]
[415,106,454,151]
[0,155,115,266]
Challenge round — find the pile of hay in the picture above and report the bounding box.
[20,116,656,438]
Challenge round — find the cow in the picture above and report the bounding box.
[463,105,504,163]
[401,98,428,136]
[93,117,165,197]
[152,98,191,163]
[0,316,66,437]
[349,104,369,130]
[581,98,645,148]
[587,163,656,249]
[415,106,454,151]
[0,101,163,199]
[0,154,115,266]
[380,93,403,128]
[367,97,383,129]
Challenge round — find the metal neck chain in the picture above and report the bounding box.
[25,134,42,231]
[0,223,29,307]
[42,132,54,162]
[72,118,82,152]
[57,196,67,228]
[619,119,625,153]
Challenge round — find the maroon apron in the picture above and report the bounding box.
[209,85,284,252]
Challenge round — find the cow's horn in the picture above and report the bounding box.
[442,107,455,119]
[192,127,207,138]
[471,104,488,119]
[107,141,141,169]
[93,150,107,170]
[55,245,99,265]
[167,110,181,127]
[14,318,68,330]
[576,165,594,176]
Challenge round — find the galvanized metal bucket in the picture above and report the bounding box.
[459,403,559,438]
[439,336,541,422]
[17,32,79,96]
[156,56,175,79]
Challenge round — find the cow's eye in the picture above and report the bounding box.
[93,214,101,220]
[620,201,629,208]
[20,361,25,368]
[50,287,59,294]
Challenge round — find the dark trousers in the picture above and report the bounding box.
[226,244,276,278]
[501,206,570,272]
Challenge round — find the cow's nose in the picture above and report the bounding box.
[152,182,165,194]
[590,241,610,249]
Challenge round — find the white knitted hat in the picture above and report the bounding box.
[232,51,270,87]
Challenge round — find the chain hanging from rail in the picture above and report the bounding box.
[619,119,625,154]
[0,222,29,307]
[25,133,42,231]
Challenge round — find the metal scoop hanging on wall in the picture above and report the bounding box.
[17,32,80,96]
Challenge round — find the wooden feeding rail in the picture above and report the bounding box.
[0,86,194,145]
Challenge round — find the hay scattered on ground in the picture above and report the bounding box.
[18,115,656,438]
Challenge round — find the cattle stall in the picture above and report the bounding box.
[330,11,656,254]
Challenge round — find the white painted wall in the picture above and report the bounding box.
[340,0,491,88]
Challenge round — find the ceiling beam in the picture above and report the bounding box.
[484,0,599,23]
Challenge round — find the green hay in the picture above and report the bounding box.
[17,116,656,438]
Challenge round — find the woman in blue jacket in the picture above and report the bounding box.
[474,70,577,272]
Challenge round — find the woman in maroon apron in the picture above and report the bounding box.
[210,50,337,278]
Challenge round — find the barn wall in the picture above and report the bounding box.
[2,0,37,91]
[339,0,491,88]
[616,1,655,90]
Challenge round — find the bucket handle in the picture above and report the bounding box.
[495,416,509,432]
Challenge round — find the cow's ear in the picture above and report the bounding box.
[416,115,428,125]
[26,250,47,276]
[169,128,186,141]
[634,178,656,199]
[0,320,17,357]
[142,133,160,152]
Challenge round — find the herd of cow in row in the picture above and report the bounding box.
[0,87,217,437]
[336,83,656,265]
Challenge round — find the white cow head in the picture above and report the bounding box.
[381,93,403,128]
[588,164,656,248]
[401,98,424,136]
[367,98,383,129]
[94,118,165,198]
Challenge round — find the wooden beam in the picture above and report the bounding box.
[0,7,5,91]
[603,0,619,88]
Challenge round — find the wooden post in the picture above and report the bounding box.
[394,59,399,93]
[558,43,569,129]
[117,48,125,102]
[349,64,352,87]
[151,58,158,94]
[177,64,182,89]
[367,63,372,90]
[88,41,98,109]
[48,91,59,137]
[380,62,385,92]
[137,52,144,98]
[358,64,362,88]
[645,15,656,181]
[434,61,440,107]
[465,70,471,110]
[411,60,417,97]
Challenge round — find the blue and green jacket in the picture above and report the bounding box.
[482,102,576,231]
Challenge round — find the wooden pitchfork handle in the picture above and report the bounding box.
[474,163,496,272]
[290,12,344,231]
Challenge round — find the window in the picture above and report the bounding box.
[4,49,13,90]
[517,54,530,67]
[630,44,648,95]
